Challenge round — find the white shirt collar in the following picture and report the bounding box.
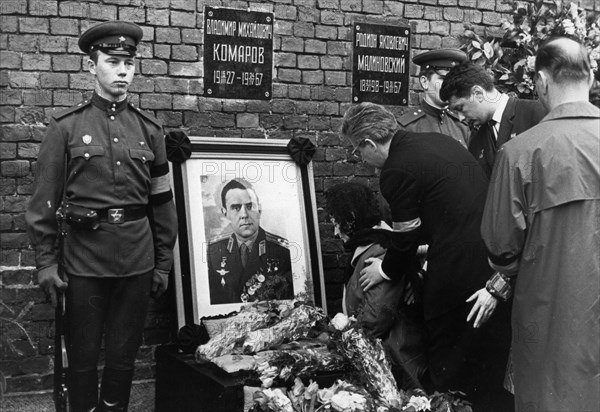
[491,93,510,125]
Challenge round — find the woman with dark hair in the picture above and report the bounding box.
[324,182,427,390]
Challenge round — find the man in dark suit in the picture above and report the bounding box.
[207,179,293,304]
[440,63,547,178]
[341,102,513,410]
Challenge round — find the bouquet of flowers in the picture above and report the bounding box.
[254,346,349,388]
[328,314,404,409]
[249,378,380,412]
[196,301,324,362]
[243,304,325,353]
[195,300,295,361]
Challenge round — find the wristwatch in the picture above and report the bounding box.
[485,272,512,301]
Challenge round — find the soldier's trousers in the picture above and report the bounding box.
[65,271,153,411]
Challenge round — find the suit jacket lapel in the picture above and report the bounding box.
[497,97,517,147]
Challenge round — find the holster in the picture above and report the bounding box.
[65,203,100,230]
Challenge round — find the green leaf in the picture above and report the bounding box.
[472,40,482,49]
[472,51,483,60]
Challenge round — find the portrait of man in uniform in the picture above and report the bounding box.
[206,178,293,304]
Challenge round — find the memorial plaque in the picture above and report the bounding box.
[204,7,273,100]
[352,22,411,106]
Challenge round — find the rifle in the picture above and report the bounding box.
[54,159,70,412]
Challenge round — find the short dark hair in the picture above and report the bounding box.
[324,182,381,238]
[420,66,437,81]
[221,179,251,208]
[439,63,495,102]
[535,36,591,84]
[89,49,100,64]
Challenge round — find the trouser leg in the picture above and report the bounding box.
[66,275,109,412]
[425,304,481,395]
[98,271,153,411]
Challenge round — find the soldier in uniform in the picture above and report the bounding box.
[207,179,293,304]
[398,49,470,147]
[25,21,177,412]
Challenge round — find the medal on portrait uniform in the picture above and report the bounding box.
[216,257,229,286]
[82,134,92,144]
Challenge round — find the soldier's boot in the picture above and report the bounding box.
[68,369,98,412]
[96,368,134,412]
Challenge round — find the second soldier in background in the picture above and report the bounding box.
[398,49,470,147]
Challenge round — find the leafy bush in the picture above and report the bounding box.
[460,0,600,99]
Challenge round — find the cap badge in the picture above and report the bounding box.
[82,134,92,144]
[118,36,126,43]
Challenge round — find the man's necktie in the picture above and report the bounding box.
[484,119,498,156]
[488,119,498,141]
[240,243,249,268]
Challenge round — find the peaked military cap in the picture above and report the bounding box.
[79,21,143,57]
[413,48,468,70]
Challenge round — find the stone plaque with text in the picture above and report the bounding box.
[204,7,273,100]
[352,22,411,106]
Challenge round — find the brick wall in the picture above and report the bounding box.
[1,0,596,395]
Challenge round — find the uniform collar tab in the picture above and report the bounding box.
[91,92,128,115]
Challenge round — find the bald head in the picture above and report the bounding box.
[535,37,591,85]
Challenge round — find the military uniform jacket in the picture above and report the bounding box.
[26,92,177,277]
[207,227,293,304]
[379,130,492,320]
[398,101,470,148]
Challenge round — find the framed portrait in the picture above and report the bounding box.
[171,137,326,327]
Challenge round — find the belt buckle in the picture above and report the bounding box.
[107,208,125,224]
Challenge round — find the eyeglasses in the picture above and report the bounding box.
[349,139,366,159]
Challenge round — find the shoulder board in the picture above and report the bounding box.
[209,232,233,245]
[265,231,290,249]
[398,108,425,127]
[52,99,92,120]
[446,109,462,121]
[128,103,162,128]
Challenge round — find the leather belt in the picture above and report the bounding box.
[96,206,146,224]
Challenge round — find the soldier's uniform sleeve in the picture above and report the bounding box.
[144,113,177,273]
[25,117,67,270]
[481,147,526,275]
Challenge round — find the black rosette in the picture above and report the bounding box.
[165,130,192,163]
[287,136,316,166]
[176,323,209,354]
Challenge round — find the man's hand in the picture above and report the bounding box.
[38,264,68,308]
[152,269,170,298]
[359,257,385,292]
[466,288,498,328]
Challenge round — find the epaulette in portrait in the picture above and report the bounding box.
[128,102,162,128]
[265,231,290,249]
[209,232,233,246]
[397,108,425,127]
[51,99,92,121]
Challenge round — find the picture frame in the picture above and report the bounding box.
[171,136,326,327]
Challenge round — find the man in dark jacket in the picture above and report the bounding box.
[341,102,512,410]
[440,63,547,178]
